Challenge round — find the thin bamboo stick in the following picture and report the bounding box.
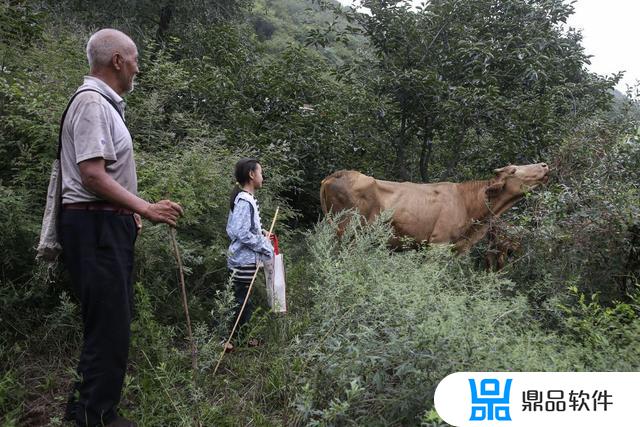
[170,227,198,372]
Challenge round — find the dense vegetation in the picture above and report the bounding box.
[1,0,638,425]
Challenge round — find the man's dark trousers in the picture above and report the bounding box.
[61,209,137,426]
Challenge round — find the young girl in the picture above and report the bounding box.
[226,158,274,345]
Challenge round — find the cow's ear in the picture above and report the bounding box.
[493,165,516,175]
[488,165,515,194]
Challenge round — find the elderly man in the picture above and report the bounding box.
[60,29,183,427]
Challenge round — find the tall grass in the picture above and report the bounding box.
[286,213,640,425]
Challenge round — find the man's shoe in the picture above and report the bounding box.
[62,405,75,422]
[106,416,137,427]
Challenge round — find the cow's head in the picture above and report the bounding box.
[486,163,550,196]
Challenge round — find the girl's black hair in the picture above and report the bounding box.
[229,158,260,211]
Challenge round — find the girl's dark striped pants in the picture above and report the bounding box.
[230,264,258,330]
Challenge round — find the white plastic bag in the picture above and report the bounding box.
[264,253,287,313]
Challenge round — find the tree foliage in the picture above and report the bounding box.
[318,0,618,181]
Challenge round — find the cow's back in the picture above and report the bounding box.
[320,170,382,221]
[321,171,471,246]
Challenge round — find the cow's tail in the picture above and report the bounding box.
[320,177,331,215]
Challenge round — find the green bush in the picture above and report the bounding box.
[0,185,40,282]
[288,213,640,425]
[502,114,640,304]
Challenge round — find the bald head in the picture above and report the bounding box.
[86,29,136,71]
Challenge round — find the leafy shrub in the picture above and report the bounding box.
[288,213,640,425]
[558,286,640,370]
[126,283,228,426]
[503,114,640,304]
[0,369,24,426]
[0,185,40,282]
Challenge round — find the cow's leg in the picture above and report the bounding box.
[454,223,490,254]
[336,215,351,238]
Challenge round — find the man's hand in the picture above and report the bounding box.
[134,213,142,234]
[142,200,184,227]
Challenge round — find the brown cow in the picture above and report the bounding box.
[320,163,549,253]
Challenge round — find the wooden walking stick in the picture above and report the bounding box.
[212,206,280,376]
[170,227,198,372]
